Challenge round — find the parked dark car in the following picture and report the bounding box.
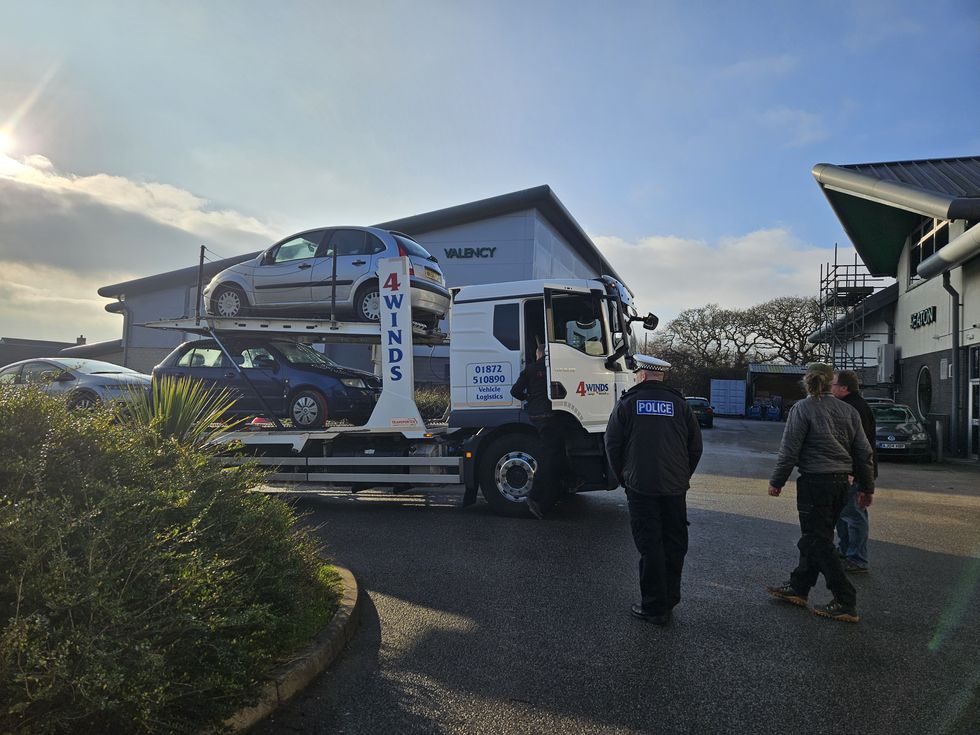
[0,357,150,408]
[153,338,381,428]
[686,396,714,428]
[871,403,932,461]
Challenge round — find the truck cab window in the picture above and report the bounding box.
[549,294,607,356]
[492,303,520,351]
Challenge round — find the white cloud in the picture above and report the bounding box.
[595,228,837,325]
[0,260,129,343]
[0,153,276,241]
[758,107,828,147]
[0,153,278,343]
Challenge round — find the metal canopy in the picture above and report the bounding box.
[812,157,980,277]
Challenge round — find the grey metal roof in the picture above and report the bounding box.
[747,363,807,375]
[812,156,980,277]
[100,185,621,298]
[377,185,621,282]
[840,157,980,200]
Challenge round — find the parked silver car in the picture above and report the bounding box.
[0,357,151,408]
[203,227,450,327]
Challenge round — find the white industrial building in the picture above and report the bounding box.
[810,156,980,458]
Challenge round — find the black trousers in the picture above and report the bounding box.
[626,490,689,615]
[790,473,856,607]
[529,414,572,506]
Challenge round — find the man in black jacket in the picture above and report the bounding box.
[510,344,569,519]
[605,355,703,626]
[831,370,877,572]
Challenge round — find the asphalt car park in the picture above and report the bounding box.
[202,226,450,326]
[253,417,980,735]
[153,338,381,428]
[0,357,150,408]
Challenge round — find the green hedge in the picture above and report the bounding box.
[415,386,450,421]
[0,387,339,734]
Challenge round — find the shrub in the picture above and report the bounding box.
[0,386,339,734]
[415,386,450,422]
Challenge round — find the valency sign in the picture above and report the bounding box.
[910,306,937,329]
[443,246,496,259]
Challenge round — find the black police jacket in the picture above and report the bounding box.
[604,379,703,495]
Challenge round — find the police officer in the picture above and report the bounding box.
[510,343,570,519]
[605,355,703,625]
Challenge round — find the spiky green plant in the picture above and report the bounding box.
[123,374,245,448]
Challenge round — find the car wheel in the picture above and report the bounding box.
[290,389,327,429]
[354,283,381,322]
[211,285,249,318]
[479,433,541,517]
[67,390,99,410]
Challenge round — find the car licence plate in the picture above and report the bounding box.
[424,267,442,283]
[879,442,906,449]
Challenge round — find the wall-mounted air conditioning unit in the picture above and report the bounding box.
[877,344,896,383]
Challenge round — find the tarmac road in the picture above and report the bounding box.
[255,418,980,735]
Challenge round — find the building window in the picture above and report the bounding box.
[908,219,950,286]
[916,365,933,417]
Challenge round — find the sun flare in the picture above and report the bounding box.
[0,129,12,154]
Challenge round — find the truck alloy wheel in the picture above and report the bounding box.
[479,434,541,517]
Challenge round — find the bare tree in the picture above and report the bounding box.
[750,296,822,364]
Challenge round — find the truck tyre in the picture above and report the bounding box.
[479,433,540,517]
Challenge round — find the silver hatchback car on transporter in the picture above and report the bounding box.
[203,226,450,327]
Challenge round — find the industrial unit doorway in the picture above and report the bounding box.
[970,346,980,459]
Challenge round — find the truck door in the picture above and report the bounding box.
[543,287,617,430]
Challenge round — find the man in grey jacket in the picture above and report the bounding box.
[766,362,875,623]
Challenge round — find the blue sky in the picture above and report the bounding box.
[1,0,978,342]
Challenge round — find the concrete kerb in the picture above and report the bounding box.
[224,565,361,732]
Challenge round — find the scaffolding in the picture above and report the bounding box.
[816,245,890,374]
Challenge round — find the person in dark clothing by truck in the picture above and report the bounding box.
[510,343,569,519]
[766,362,875,624]
[831,370,877,573]
[605,355,703,626]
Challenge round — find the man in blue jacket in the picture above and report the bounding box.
[605,355,703,626]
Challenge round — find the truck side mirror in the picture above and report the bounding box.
[641,313,658,330]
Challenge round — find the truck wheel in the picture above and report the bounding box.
[479,434,540,517]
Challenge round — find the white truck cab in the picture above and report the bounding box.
[445,274,654,513]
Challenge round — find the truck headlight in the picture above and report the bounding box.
[340,378,366,389]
